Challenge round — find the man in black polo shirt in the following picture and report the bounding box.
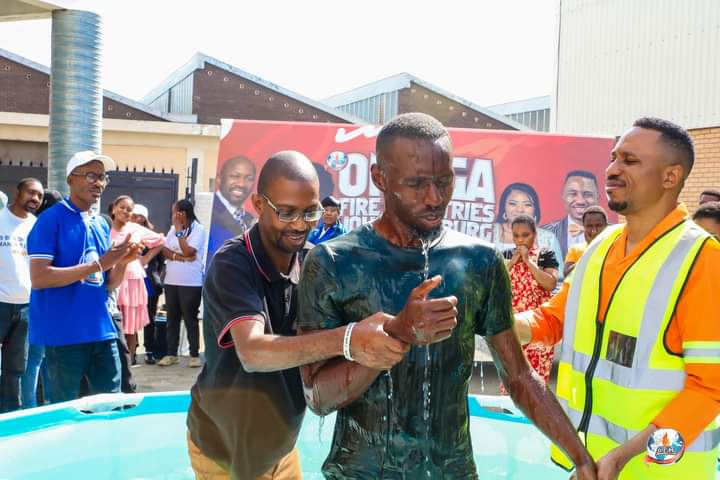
[187,151,410,479]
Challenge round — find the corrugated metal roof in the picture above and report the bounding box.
[0,47,168,121]
[141,52,366,124]
[486,95,551,116]
[323,72,527,130]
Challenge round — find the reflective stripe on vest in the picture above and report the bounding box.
[550,220,718,478]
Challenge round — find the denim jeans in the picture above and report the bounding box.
[45,340,121,403]
[0,302,29,413]
[21,343,45,408]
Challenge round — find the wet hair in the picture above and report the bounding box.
[582,205,608,223]
[693,201,720,223]
[564,170,598,190]
[219,156,255,180]
[511,214,537,233]
[108,195,133,220]
[633,116,694,178]
[496,183,542,224]
[700,189,720,202]
[257,151,318,195]
[376,112,451,169]
[174,198,199,224]
[16,177,42,192]
[37,189,62,215]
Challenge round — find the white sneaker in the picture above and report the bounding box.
[188,357,202,368]
[157,355,179,367]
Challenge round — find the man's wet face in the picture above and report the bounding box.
[220,160,256,207]
[380,136,454,239]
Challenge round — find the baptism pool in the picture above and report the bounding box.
[0,392,716,479]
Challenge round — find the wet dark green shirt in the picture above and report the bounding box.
[298,224,514,479]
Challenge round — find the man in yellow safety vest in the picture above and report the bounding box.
[515,117,720,480]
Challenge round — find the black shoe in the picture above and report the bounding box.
[144,354,156,365]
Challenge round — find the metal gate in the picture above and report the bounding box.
[0,161,178,234]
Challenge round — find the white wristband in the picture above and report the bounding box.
[343,322,357,362]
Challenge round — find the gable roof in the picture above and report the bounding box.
[323,72,527,130]
[141,52,365,124]
[0,47,167,121]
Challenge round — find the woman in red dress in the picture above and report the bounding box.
[501,214,559,390]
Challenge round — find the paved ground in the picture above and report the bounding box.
[131,353,557,397]
[131,358,512,395]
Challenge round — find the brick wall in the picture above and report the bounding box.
[192,65,349,125]
[0,54,166,122]
[681,126,720,212]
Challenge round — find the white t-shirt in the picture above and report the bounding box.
[164,221,207,287]
[0,208,37,303]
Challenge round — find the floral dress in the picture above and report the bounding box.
[501,247,558,392]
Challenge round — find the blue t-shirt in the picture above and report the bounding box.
[27,198,117,346]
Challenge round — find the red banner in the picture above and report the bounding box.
[208,119,616,262]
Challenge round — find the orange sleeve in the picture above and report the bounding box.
[652,242,720,445]
[527,280,569,345]
[564,245,582,265]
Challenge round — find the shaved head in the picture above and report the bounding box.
[257,150,319,194]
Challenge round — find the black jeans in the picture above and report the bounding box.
[0,302,28,413]
[143,294,166,358]
[164,285,201,357]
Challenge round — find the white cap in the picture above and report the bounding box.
[132,204,149,219]
[66,151,115,178]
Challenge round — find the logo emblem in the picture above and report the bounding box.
[646,428,685,465]
[326,151,348,171]
[81,249,104,286]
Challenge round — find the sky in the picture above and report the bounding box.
[0,0,557,107]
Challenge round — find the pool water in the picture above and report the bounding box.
[0,392,715,479]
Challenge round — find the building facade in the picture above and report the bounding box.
[553,0,720,207]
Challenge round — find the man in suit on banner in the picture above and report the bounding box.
[208,156,257,258]
[541,170,599,258]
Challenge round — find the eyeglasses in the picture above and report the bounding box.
[262,194,324,223]
[70,171,110,185]
[398,174,454,192]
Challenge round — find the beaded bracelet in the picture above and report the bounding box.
[343,322,357,362]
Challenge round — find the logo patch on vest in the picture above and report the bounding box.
[606,330,636,368]
[646,428,685,465]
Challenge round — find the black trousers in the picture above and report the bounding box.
[0,302,28,413]
[112,315,136,393]
[164,285,201,358]
[143,294,166,358]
